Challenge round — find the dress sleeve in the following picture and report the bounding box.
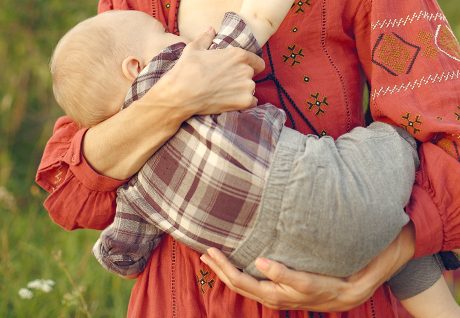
[35,116,126,230]
[353,0,460,257]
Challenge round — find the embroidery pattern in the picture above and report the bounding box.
[196,269,215,294]
[54,168,64,186]
[283,45,305,66]
[320,130,328,136]
[371,11,447,31]
[371,70,460,99]
[303,75,310,83]
[306,93,328,115]
[416,31,438,58]
[165,2,171,9]
[435,24,460,62]
[401,113,422,134]
[372,33,421,76]
[455,106,460,121]
[291,0,311,14]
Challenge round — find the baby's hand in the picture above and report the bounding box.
[239,0,294,46]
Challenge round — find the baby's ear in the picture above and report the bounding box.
[121,56,143,81]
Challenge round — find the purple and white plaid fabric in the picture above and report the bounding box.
[94,12,286,276]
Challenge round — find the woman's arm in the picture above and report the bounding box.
[36,31,264,230]
[401,276,460,318]
[84,30,265,180]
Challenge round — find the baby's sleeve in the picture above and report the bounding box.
[209,12,263,55]
[93,187,163,277]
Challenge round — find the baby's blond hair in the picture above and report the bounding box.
[50,11,149,127]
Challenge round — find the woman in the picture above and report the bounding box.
[37,0,460,317]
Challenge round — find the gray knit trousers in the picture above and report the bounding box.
[229,122,441,299]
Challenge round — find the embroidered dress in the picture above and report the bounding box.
[36,0,460,317]
[93,12,421,283]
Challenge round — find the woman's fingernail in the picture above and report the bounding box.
[200,255,208,263]
[256,258,271,271]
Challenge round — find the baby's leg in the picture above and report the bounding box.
[232,121,420,278]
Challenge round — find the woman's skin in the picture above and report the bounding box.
[83,29,264,179]
[82,0,453,311]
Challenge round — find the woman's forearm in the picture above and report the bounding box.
[82,31,265,180]
[83,80,186,180]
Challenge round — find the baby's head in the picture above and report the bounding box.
[50,10,181,127]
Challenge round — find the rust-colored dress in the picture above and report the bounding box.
[37,0,460,317]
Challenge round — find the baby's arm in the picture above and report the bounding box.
[93,190,163,278]
[238,0,294,46]
[401,276,460,318]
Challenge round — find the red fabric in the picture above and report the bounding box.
[36,117,126,230]
[36,0,460,316]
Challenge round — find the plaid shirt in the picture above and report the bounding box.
[94,12,286,277]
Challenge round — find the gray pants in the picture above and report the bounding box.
[230,122,441,299]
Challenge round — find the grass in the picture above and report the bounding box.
[1,196,133,318]
[1,1,459,317]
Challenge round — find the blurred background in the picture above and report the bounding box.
[0,1,459,317]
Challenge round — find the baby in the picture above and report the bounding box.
[49,1,459,316]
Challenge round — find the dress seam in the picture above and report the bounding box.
[321,0,352,132]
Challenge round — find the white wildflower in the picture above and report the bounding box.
[18,288,33,299]
[27,279,55,293]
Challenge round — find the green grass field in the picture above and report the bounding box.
[1,1,459,317]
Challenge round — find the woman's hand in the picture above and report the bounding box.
[160,28,265,118]
[200,224,415,311]
[83,29,265,180]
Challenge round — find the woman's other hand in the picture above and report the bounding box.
[200,224,415,311]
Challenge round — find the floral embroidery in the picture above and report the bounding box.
[455,106,460,121]
[306,93,328,116]
[196,269,215,294]
[291,0,311,14]
[283,45,304,66]
[372,33,421,76]
[401,113,422,134]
